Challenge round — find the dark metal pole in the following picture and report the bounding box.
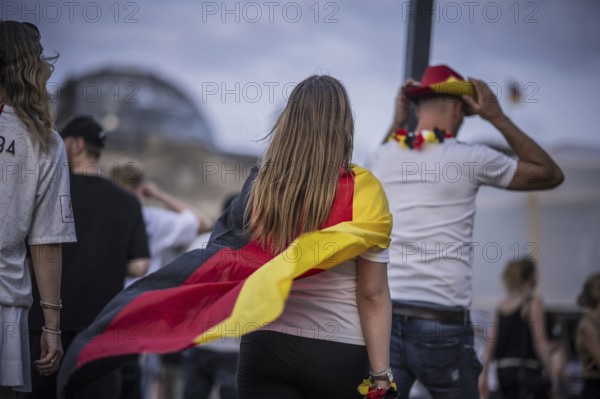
[404,0,434,131]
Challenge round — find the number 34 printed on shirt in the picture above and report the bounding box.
[0,136,15,155]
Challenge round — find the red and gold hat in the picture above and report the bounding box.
[406,65,476,115]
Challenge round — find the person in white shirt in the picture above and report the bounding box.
[0,21,77,398]
[366,65,564,399]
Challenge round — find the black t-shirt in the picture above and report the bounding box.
[30,174,149,333]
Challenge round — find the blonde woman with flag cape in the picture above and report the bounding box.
[58,75,396,399]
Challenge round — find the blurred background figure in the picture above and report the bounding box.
[0,20,76,399]
[479,258,557,399]
[575,273,600,399]
[26,116,150,399]
[182,194,239,399]
[110,162,212,399]
[110,161,211,287]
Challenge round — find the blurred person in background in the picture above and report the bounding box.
[575,273,600,399]
[182,194,238,399]
[110,162,211,288]
[0,20,77,399]
[479,258,557,399]
[366,65,564,399]
[26,116,150,399]
[110,162,211,399]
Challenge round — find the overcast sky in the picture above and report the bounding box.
[7,0,600,161]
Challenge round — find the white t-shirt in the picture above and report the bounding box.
[263,247,390,346]
[0,105,77,308]
[125,206,199,286]
[366,138,517,308]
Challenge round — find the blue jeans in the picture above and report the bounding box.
[390,312,482,399]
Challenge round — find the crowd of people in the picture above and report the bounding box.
[1,19,598,399]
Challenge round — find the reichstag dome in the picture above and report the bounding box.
[54,67,256,216]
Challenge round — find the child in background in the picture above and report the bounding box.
[479,258,557,399]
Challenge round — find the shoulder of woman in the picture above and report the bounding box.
[351,164,384,190]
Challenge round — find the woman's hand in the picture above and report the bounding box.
[34,331,63,375]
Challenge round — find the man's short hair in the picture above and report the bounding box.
[415,93,464,106]
[415,94,468,116]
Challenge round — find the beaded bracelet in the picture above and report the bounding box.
[42,325,62,335]
[40,300,62,310]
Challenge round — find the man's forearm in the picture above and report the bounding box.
[153,190,187,213]
[491,114,564,188]
[154,189,211,231]
[491,115,558,169]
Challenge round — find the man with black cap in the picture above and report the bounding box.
[26,116,150,399]
[366,66,564,398]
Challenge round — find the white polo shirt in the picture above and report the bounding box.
[366,138,517,308]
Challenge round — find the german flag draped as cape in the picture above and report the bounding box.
[57,164,392,397]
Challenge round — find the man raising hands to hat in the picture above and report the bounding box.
[366,65,563,399]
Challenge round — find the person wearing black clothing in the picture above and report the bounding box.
[24,116,150,399]
[479,259,557,399]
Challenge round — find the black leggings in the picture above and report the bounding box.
[237,330,369,399]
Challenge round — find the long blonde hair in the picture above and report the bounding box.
[0,21,57,153]
[246,75,354,253]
